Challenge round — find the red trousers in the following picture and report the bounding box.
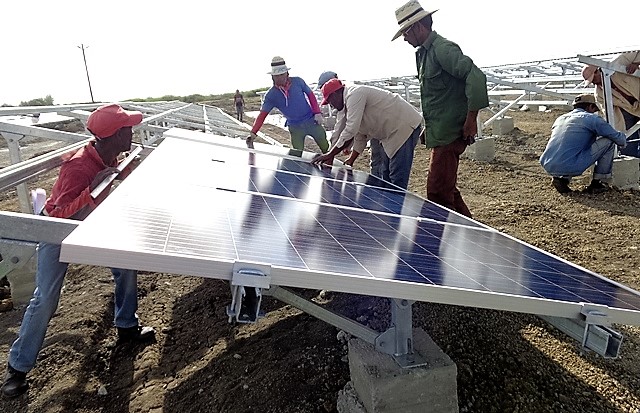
[427,137,472,218]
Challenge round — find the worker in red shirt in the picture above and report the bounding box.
[2,104,155,399]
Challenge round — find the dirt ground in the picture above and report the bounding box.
[1,99,640,413]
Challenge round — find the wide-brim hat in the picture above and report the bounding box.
[391,0,438,41]
[268,56,291,75]
[581,65,598,85]
[573,93,600,111]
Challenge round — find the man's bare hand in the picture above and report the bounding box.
[311,153,334,166]
[90,167,118,191]
[626,62,639,74]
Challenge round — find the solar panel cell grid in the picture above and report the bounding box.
[59,133,640,324]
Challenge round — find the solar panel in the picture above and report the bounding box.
[60,129,640,326]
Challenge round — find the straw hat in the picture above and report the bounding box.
[391,0,438,41]
[268,56,291,75]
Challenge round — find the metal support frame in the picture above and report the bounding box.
[0,211,77,244]
[265,286,379,344]
[484,93,526,127]
[375,298,427,368]
[1,131,32,213]
[0,212,74,302]
[264,287,426,368]
[0,138,89,193]
[0,121,94,213]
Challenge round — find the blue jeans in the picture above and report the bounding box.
[591,138,616,180]
[8,242,140,373]
[369,139,385,179]
[375,127,421,189]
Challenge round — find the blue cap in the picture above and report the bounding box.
[317,71,338,89]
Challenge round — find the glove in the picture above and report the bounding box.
[314,113,324,126]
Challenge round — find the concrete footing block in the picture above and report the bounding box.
[463,136,495,162]
[337,381,368,413]
[347,328,458,413]
[612,156,640,190]
[492,117,514,135]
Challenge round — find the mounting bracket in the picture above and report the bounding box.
[0,238,37,279]
[226,262,271,324]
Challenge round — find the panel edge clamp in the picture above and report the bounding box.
[226,262,272,324]
[578,304,622,359]
[580,304,611,327]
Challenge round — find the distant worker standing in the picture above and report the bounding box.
[393,0,489,218]
[247,56,329,153]
[539,94,627,194]
[234,89,245,122]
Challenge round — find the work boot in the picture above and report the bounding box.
[583,179,609,194]
[551,177,572,193]
[117,325,156,343]
[1,364,28,399]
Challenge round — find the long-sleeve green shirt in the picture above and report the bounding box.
[416,31,489,148]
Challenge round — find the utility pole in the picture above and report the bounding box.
[77,43,95,103]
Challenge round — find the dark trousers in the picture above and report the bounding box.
[427,137,472,218]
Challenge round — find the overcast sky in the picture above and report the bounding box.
[2,0,639,106]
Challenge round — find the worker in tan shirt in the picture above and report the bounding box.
[311,79,423,189]
[582,50,640,157]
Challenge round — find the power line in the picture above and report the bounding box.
[77,43,94,103]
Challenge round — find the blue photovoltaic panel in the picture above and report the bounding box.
[133,137,480,227]
[60,132,640,324]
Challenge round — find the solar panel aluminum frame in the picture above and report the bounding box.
[58,208,640,328]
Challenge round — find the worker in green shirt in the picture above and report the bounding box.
[392,0,489,218]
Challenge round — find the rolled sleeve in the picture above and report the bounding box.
[352,134,369,154]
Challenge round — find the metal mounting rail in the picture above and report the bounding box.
[0,211,78,244]
[0,139,90,192]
